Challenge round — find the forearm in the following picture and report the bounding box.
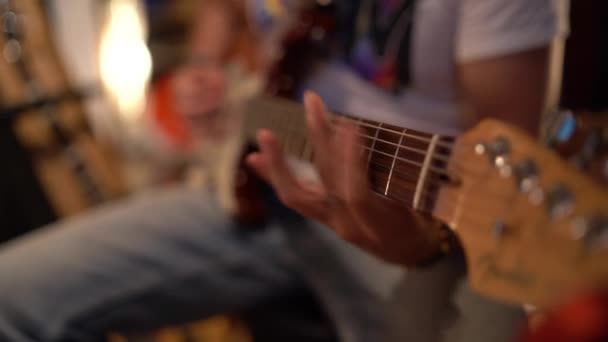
[458,47,551,137]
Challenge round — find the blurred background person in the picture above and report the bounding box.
[0,1,391,342]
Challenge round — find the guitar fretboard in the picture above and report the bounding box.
[244,96,455,213]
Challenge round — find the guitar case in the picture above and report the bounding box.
[0,119,56,241]
[0,0,126,242]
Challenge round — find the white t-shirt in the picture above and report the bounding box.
[305,0,569,136]
[299,0,570,298]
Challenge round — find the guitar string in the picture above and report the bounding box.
[360,145,448,175]
[252,115,454,171]
[368,169,441,210]
[263,132,471,194]
[250,101,524,189]
[385,177,515,212]
[250,103,543,229]
[329,119,480,159]
[254,100,455,147]
[248,121,531,223]
[370,146,536,215]
[270,120,510,189]
[253,103,462,164]
[371,176,522,225]
[354,131,451,162]
[253,98,510,171]
[340,116,456,149]
[266,121,463,183]
[365,162,490,204]
[368,178,542,251]
[253,127,495,201]
[274,130,463,188]
[251,130,459,201]
[357,157,550,233]
[419,189,519,227]
[254,99,458,148]
[264,129,465,204]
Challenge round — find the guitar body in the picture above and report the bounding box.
[0,0,126,218]
[233,144,270,225]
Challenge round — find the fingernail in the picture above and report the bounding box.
[303,90,316,100]
[304,92,325,129]
[256,129,275,152]
[256,130,268,146]
[304,91,317,111]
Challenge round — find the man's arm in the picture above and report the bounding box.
[246,47,554,267]
[248,0,565,267]
[458,47,551,136]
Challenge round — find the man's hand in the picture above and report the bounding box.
[247,92,442,266]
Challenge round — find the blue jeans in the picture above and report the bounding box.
[0,188,389,341]
[0,187,524,342]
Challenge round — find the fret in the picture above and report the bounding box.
[368,123,403,198]
[413,134,439,210]
[367,122,382,164]
[384,129,406,196]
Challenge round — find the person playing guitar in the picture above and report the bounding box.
[0,0,569,341]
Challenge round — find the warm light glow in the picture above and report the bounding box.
[99,0,151,122]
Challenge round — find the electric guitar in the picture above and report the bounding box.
[227,95,608,308]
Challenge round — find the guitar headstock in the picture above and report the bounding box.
[434,119,608,307]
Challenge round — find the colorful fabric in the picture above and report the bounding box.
[149,73,193,151]
[348,0,415,92]
[247,0,415,93]
[249,0,291,34]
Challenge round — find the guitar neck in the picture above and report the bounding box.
[244,96,456,214]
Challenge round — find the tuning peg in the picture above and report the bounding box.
[474,137,510,159]
[571,215,608,251]
[514,160,539,192]
[474,142,486,155]
[489,137,511,164]
[546,184,574,219]
[570,131,602,172]
[475,137,513,177]
[2,11,14,33]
